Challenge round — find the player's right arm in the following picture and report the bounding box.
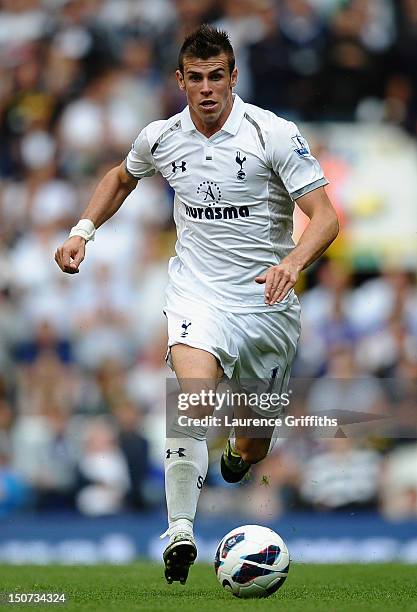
[54,161,138,274]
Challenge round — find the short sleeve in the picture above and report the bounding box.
[268,118,328,200]
[126,128,157,179]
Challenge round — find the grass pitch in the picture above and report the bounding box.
[0,563,416,612]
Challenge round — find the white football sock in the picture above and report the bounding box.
[164,437,208,539]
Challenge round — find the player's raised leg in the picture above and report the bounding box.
[163,344,223,584]
[221,308,299,483]
[221,417,275,483]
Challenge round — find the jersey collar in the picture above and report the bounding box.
[180,94,245,136]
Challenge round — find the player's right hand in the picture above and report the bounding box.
[54,236,86,274]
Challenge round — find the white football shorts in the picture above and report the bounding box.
[165,293,301,417]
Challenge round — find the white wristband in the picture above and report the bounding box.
[69,219,96,242]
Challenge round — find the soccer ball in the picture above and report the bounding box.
[214,524,290,598]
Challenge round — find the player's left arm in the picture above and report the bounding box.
[255,186,339,305]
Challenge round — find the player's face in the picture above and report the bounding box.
[176,53,238,136]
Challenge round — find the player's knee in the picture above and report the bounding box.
[178,382,217,420]
[168,419,208,441]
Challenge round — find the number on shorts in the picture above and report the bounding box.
[267,365,280,393]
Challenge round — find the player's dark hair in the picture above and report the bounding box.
[178,24,235,75]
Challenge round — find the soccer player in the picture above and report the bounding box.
[55,25,339,584]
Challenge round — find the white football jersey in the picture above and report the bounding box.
[126,94,328,312]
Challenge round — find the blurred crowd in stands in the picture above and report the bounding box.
[0,0,416,521]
